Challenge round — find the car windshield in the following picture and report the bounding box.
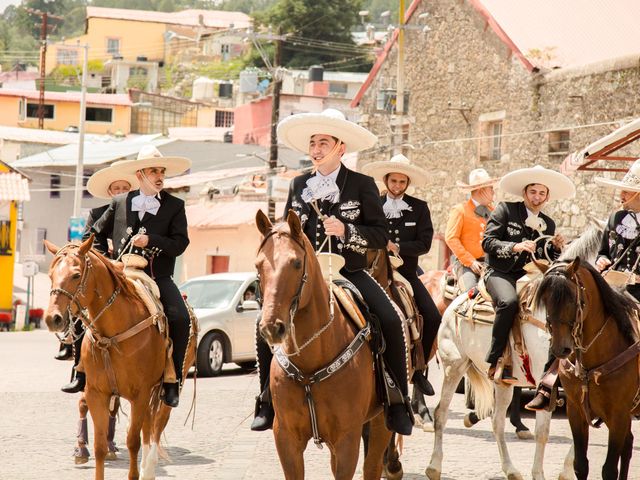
[180,280,244,309]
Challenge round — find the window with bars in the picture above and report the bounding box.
[107,38,120,55]
[86,107,113,123]
[27,103,54,119]
[215,110,234,128]
[548,130,570,155]
[56,48,78,65]
[479,120,503,161]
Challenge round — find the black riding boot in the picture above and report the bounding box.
[55,342,72,361]
[62,369,86,394]
[162,382,180,408]
[251,326,274,431]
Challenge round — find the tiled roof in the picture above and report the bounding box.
[0,89,132,106]
[86,6,251,29]
[0,172,30,202]
[186,200,285,228]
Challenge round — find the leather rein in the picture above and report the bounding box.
[544,262,640,426]
[49,245,161,406]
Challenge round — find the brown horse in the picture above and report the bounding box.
[534,257,640,480]
[44,235,196,480]
[256,210,393,480]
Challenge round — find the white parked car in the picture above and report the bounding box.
[179,272,259,377]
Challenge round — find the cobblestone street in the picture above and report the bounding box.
[1,330,638,479]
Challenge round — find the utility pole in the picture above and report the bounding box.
[394,0,406,155]
[267,33,282,222]
[72,43,89,219]
[25,8,63,129]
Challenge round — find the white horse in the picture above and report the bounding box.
[426,224,602,480]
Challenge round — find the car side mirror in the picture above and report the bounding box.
[238,300,260,312]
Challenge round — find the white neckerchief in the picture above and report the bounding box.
[301,166,341,204]
[131,191,161,220]
[383,194,411,219]
[617,211,640,240]
[524,207,546,232]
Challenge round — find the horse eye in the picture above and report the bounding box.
[293,259,302,269]
[72,273,81,280]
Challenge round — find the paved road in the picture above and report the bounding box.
[1,330,639,479]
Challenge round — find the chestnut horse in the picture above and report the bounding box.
[256,210,393,480]
[534,257,640,479]
[44,235,196,480]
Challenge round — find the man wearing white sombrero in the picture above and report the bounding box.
[361,153,441,399]
[57,164,139,395]
[91,145,191,408]
[445,168,499,291]
[251,108,414,435]
[595,158,640,301]
[482,165,574,403]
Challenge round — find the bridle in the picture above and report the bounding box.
[49,245,121,341]
[257,229,335,357]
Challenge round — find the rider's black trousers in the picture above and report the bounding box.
[485,269,522,366]
[157,276,190,382]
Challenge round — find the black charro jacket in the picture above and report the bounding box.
[82,204,110,255]
[482,201,558,275]
[284,166,388,272]
[597,210,640,274]
[91,190,189,279]
[381,194,433,278]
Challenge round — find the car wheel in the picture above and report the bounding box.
[236,361,257,371]
[197,332,225,377]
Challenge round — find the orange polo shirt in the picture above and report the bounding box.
[445,199,493,267]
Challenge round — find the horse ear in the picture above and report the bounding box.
[286,209,303,238]
[255,209,273,237]
[43,239,59,256]
[78,234,94,256]
[532,258,549,274]
[566,256,581,276]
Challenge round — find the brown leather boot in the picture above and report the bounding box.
[525,386,551,411]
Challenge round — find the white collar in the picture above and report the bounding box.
[316,165,341,182]
[386,193,405,202]
[471,197,480,207]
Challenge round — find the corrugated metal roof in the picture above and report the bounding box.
[11,134,172,168]
[86,6,251,29]
[0,172,30,201]
[0,89,132,106]
[164,166,267,189]
[0,125,106,145]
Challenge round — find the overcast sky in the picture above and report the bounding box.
[0,0,19,13]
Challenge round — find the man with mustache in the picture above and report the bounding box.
[91,145,191,408]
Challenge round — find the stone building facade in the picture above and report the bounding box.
[353,0,640,268]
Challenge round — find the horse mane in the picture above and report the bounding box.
[535,260,639,345]
[559,224,603,265]
[89,250,141,301]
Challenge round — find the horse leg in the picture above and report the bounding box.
[84,390,110,480]
[274,427,306,480]
[106,396,119,461]
[493,384,523,480]
[369,415,397,480]
[559,445,575,480]
[411,385,434,432]
[74,394,91,464]
[530,410,552,480]
[619,430,634,480]
[426,359,467,480]
[602,416,632,480]
[566,399,589,480]
[510,387,532,439]
[331,430,364,480]
[126,396,150,480]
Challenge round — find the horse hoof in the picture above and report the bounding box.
[516,428,533,440]
[422,420,434,432]
[425,466,441,480]
[74,455,89,465]
[383,464,404,480]
[105,451,117,461]
[413,413,424,426]
[507,472,524,480]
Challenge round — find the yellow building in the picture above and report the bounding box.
[0,90,132,135]
[0,161,30,313]
[47,7,251,74]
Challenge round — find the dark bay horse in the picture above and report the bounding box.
[44,235,196,480]
[534,257,640,480]
[256,210,393,480]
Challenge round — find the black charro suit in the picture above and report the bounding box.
[82,204,110,253]
[381,194,442,360]
[255,165,414,435]
[91,189,190,384]
[482,201,559,365]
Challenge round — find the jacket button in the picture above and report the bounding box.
[395,237,400,242]
[395,230,399,234]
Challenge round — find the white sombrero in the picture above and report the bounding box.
[111,145,191,178]
[277,108,377,154]
[456,168,500,191]
[595,159,640,192]
[499,165,575,201]
[86,165,139,199]
[361,154,428,186]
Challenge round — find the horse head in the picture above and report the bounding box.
[255,209,318,345]
[44,235,94,333]
[534,256,582,358]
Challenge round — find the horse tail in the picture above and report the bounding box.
[466,363,494,419]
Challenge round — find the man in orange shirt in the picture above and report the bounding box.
[445,169,499,291]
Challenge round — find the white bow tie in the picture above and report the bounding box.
[131,193,161,220]
[301,175,340,204]
[383,197,411,219]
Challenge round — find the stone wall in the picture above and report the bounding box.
[357,0,640,267]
